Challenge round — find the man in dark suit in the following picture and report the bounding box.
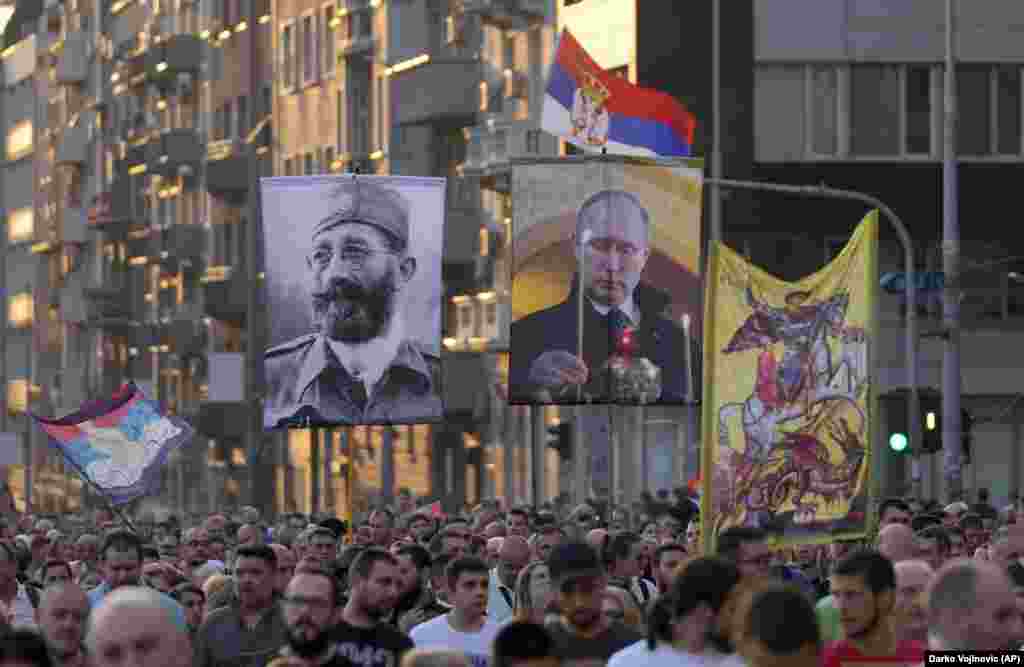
[508,189,690,404]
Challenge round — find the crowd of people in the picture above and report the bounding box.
[0,487,1019,666]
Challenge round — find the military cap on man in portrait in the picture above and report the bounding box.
[508,188,690,404]
[263,177,443,428]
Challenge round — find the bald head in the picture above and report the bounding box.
[586,528,608,552]
[877,523,916,563]
[499,535,530,562]
[497,536,531,588]
[88,587,191,667]
[928,559,1021,651]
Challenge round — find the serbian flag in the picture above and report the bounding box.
[31,383,193,504]
[541,29,697,157]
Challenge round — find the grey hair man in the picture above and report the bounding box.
[893,560,933,645]
[87,586,192,667]
[927,559,1023,651]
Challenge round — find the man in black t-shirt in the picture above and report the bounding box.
[332,548,414,667]
[544,541,642,661]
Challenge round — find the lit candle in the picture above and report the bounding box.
[681,314,694,403]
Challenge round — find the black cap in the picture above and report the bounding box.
[547,541,604,582]
[319,518,348,538]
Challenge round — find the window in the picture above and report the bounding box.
[997,66,1021,155]
[957,66,991,156]
[325,145,335,170]
[284,157,295,176]
[486,302,497,326]
[7,207,33,243]
[479,226,489,256]
[322,4,335,78]
[281,21,296,91]
[526,129,540,153]
[237,95,248,138]
[302,13,316,85]
[261,85,272,119]
[222,0,232,27]
[6,121,32,160]
[905,66,932,155]
[304,152,314,175]
[8,292,33,328]
[850,65,900,156]
[357,10,371,37]
[350,63,371,155]
[7,379,32,415]
[809,66,838,156]
[224,99,234,139]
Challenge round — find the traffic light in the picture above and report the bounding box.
[884,390,910,455]
[546,423,572,460]
[920,388,941,454]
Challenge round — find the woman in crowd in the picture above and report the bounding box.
[514,561,556,625]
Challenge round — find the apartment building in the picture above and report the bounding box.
[0,0,275,516]
[266,0,556,514]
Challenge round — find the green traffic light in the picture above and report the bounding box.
[889,433,909,452]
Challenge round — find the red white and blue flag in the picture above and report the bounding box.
[32,383,193,504]
[541,29,697,157]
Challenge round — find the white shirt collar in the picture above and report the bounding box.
[589,296,640,326]
[326,317,405,397]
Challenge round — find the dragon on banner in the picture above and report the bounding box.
[703,213,878,547]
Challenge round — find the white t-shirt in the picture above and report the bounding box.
[609,640,746,667]
[410,613,502,667]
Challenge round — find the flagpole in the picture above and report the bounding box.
[42,443,137,533]
[710,0,723,243]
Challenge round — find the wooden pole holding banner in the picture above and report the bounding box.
[45,446,137,533]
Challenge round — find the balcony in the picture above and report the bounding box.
[464,0,547,26]
[55,32,88,84]
[87,177,144,235]
[146,33,202,90]
[126,234,155,264]
[157,224,205,271]
[390,57,481,127]
[165,318,207,356]
[146,129,202,178]
[445,293,511,353]
[202,270,247,325]
[196,401,248,440]
[205,139,250,203]
[130,323,160,351]
[83,284,135,330]
[55,111,95,166]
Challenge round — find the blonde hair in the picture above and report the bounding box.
[401,649,470,667]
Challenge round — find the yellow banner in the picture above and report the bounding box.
[701,212,879,551]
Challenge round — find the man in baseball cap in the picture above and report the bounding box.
[265,177,442,427]
[544,541,641,661]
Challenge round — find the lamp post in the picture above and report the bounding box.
[942,0,963,502]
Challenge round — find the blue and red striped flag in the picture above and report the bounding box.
[541,29,697,157]
[31,383,193,504]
